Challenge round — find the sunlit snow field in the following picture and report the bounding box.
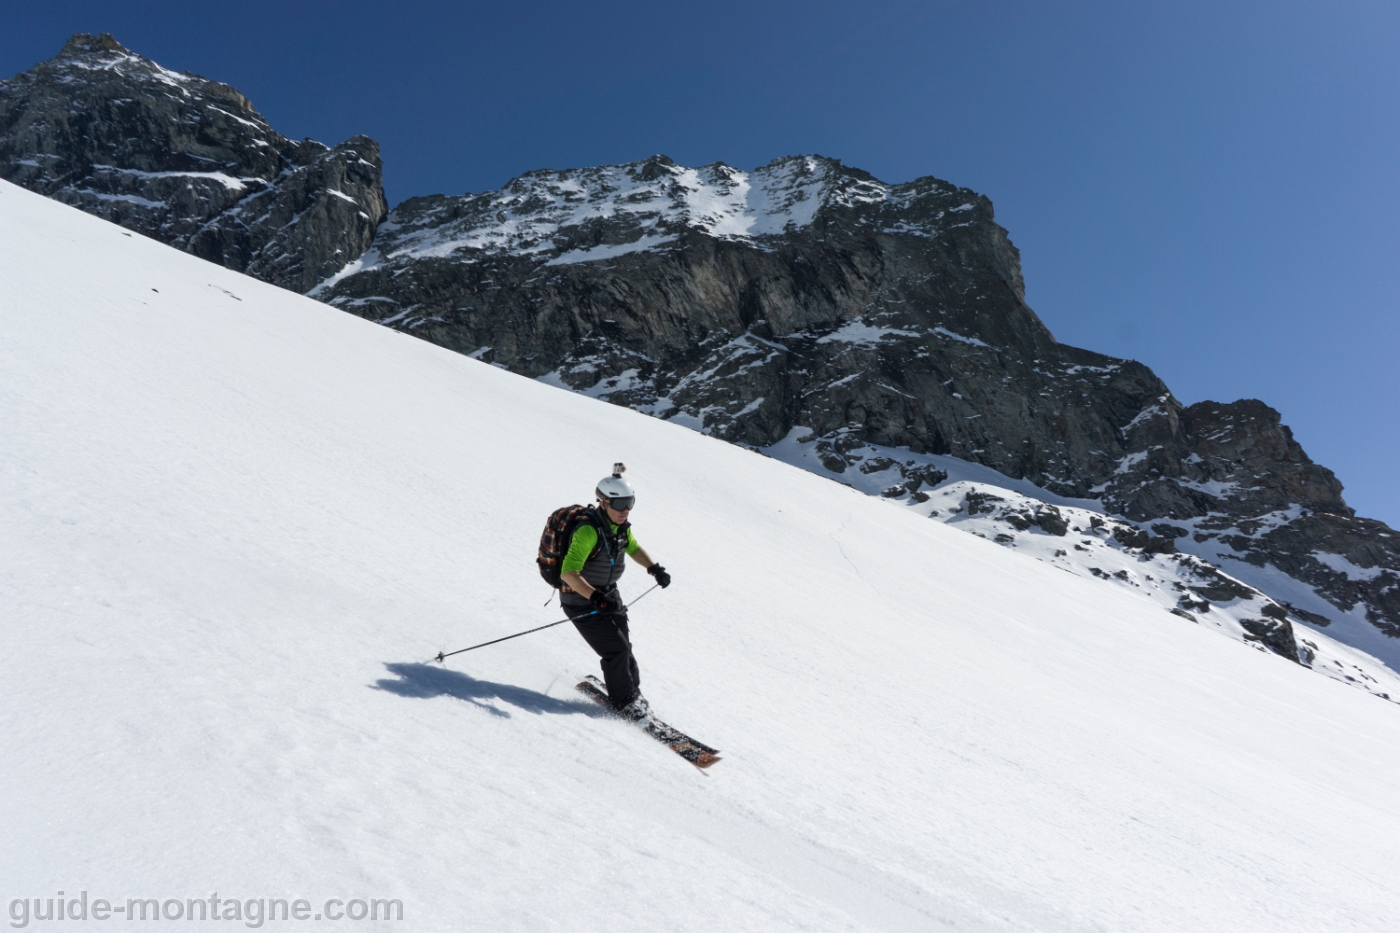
[3,180,1400,931]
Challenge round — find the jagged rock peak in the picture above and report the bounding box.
[1,35,386,293]
[34,32,251,109]
[59,32,130,57]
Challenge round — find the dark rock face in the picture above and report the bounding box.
[1239,617,1300,661]
[315,152,1400,645]
[1100,396,1400,637]
[0,34,386,292]
[1034,506,1069,537]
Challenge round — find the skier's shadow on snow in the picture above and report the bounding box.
[374,662,600,720]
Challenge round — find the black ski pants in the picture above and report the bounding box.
[564,597,639,707]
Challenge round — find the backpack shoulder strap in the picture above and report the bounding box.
[583,505,626,562]
[562,506,604,557]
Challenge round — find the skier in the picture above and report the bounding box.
[558,466,671,719]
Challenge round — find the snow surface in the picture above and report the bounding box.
[90,164,255,191]
[5,179,1400,931]
[1310,551,1387,582]
[814,322,923,345]
[544,233,677,266]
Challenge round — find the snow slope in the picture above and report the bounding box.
[4,178,1400,931]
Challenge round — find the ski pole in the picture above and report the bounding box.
[433,583,661,663]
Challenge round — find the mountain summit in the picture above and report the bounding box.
[0,33,386,291]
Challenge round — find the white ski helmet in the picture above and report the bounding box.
[596,463,635,509]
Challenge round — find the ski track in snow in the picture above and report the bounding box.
[4,179,1400,932]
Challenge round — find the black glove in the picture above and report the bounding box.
[647,564,671,588]
[589,588,619,614]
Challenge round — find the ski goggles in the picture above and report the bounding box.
[604,496,635,512]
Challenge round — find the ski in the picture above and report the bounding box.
[576,676,722,768]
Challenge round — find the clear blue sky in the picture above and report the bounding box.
[7,1,1397,525]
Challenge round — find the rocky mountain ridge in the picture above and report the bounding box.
[0,34,385,291]
[5,35,1397,665]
